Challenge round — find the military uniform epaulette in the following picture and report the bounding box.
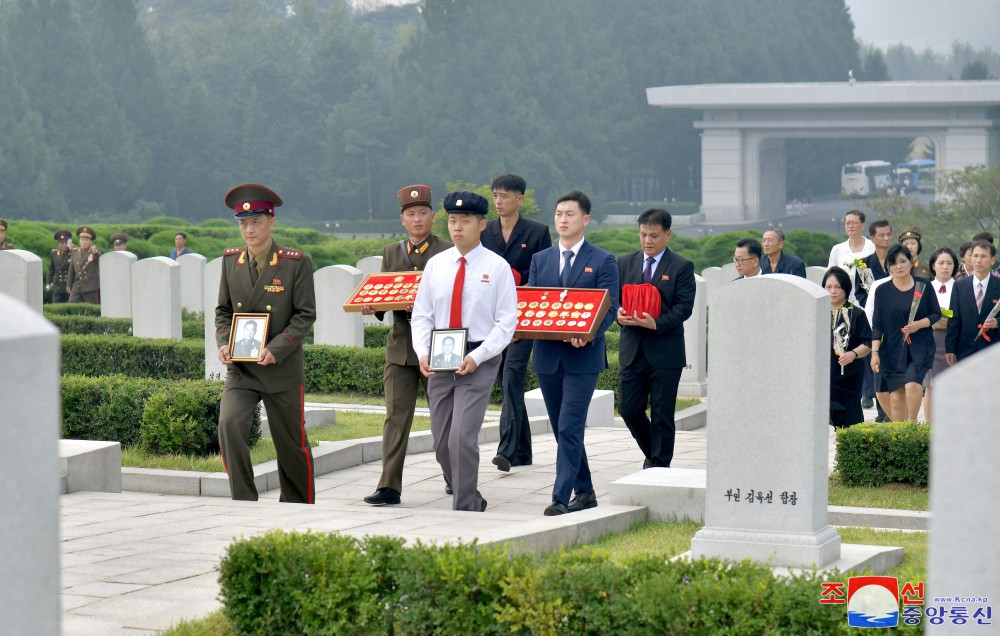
[276,246,302,260]
[224,247,243,256]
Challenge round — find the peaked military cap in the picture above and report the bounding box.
[54,229,71,241]
[898,228,921,243]
[443,191,489,215]
[76,227,96,240]
[0,219,7,230]
[110,232,128,246]
[398,185,432,211]
[225,183,283,219]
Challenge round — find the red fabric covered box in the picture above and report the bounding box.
[621,283,661,318]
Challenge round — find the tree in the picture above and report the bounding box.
[960,59,993,80]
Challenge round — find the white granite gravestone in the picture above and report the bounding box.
[0,249,43,313]
[806,265,827,287]
[700,266,722,306]
[177,252,206,313]
[692,274,840,568]
[132,257,181,339]
[0,292,61,635]
[314,264,364,347]
[928,345,1000,633]
[356,255,390,326]
[720,262,738,284]
[678,274,707,397]
[99,250,136,318]
[204,257,227,380]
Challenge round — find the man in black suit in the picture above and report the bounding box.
[481,173,552,472]
[946,241,1000,364]
[759,229,806,277]
[617,208,695,469]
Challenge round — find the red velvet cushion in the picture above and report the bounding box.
[621,283,661,318]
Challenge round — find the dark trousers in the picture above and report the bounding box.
[862,361,875,399]
[218,383,314,503]
[51,288,69,303]
[619,354,681,468]
[377,361,427,494]
[495,338,533,464]
[537,368,598,505]
[69,289,99,304]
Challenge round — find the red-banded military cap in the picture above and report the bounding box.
[54,229,71,241]
[224,183,283,219]
[110,232,128,246]
[398,185,432,211]
[76,226,96,240]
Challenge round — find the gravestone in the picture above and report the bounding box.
[0,292,61,635]
[806,265,827,287]
[720,262,737,282]
[700,266,722,306]
[678,274,707,397]
[314,264,364,347]
[203,257,226,380]
[691,274,897,570]
[177,252,206,313]
[928,345,1000,633]
[100,250,136,318]
[0,249,43,313]
[132,257,181,339]
[356,255,390,326]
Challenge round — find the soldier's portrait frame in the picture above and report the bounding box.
[429,328,468,371]
[229,313,270,362]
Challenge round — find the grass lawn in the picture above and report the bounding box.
[828,472,928,511]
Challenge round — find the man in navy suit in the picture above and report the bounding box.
[529,190,619,516]
[617,208,695,469]
[759,229,806,277]
[480,173,552,472]
[946,241,1000,364]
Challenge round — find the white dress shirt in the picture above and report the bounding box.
[411,243,518,366]
[933,277,954,312]
[829,237,875,302]
[557,238,585,276]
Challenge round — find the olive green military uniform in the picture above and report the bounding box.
[0,219,11,250]
[374,234,453,494]
[216,240,317,503]
[68,247,102,303]
[48,248,72,303]
[0,241,12,250]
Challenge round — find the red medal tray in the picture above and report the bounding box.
[343,271,422,312]
[514,287,611,341]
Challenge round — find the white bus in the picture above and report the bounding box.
[841,160,894,196]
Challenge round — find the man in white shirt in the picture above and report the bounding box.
[828,210,875,302]
[411,191,518,512]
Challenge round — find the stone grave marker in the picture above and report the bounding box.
[678,273,707,397]
[132,257,181,339]
[315,264,364,347]
[177,252,206,313]
[806,265,827,287]
[99,250,136,317]
[204,257,226,379]
[0,249,43,313]
[700,266,721,306]
[356,255,390,326]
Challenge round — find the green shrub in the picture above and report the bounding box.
[140,381,219,454]
[48,314,133,335]
[835,421,930,487]
[61,334,204,379]
[44,302,102,316]
[363,324,390,348]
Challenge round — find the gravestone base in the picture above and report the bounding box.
[677,380,707,398]
[524,388,614,427]
[692,525,841,569]
[676,542,903,576]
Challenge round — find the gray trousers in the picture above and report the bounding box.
[427,355,501,511]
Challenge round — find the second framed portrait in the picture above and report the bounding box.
[229,313,270,362]
[429,328,467,371]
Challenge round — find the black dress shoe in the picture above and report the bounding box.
[492,454,511,472]
[862,397,875,409]
[480,498,488,512]
[567,491,598,512]
[642,458,653,469]
[445,482,453,495]
[544,500,570,516]
[363,488,400,505]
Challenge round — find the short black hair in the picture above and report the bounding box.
[556,190,591,215]
[637,208,672,231]
[175,232,187,239]
[971,240,997,257]
[868,219,891,236]
[491,173,526,194]
[736,237,762,259]
[929,247,959,279]
[887,243,913,266]
[823,266,852,301]
[845,209,866,223]
[959,240,975,257]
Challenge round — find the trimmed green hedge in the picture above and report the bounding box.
[61,334,204,379]
[44,302,103,316]
[219,531,845,635]
[48,314,203,338]
[62,374,260,453]
[835,421,930,487]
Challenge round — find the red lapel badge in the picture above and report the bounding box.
[584,267,593,273]
[662,275,670,281]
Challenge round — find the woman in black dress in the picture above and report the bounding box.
[870,244,941,422]
[824,267,872,428]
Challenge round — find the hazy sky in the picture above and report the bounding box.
[845,0,998,52]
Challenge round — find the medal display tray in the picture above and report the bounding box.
[343,271,423,312]
[514,287,611,341]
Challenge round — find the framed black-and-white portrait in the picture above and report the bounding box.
[229,313,270,362]
[429,328,468,371]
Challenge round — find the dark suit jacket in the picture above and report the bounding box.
[617,248,695,369]
[375,234,453,366]
[528,241,620,375]
[854,251,890,309]
[945,275,1000,361]
[216,242,316,393]
[481,216,552,285]
[760,252,806,278]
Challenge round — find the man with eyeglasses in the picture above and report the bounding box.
[733,237,762,278]
[828,210,874,303]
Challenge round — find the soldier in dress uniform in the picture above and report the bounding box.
[47,230,73,303]
[0,219,13,249]
[215,183,317,503]
[110,233,129,251]
[362,185,453,506]
[67,227,101,303]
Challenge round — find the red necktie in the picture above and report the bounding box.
[939,284,946,294]
[450,257,466,328]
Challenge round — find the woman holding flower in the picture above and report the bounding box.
[870,244,941,421]
[824,266,872,428]
[921,247,958,422]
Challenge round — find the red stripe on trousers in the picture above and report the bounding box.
[299,384,314,503]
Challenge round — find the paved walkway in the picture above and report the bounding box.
[59,411,846,635]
